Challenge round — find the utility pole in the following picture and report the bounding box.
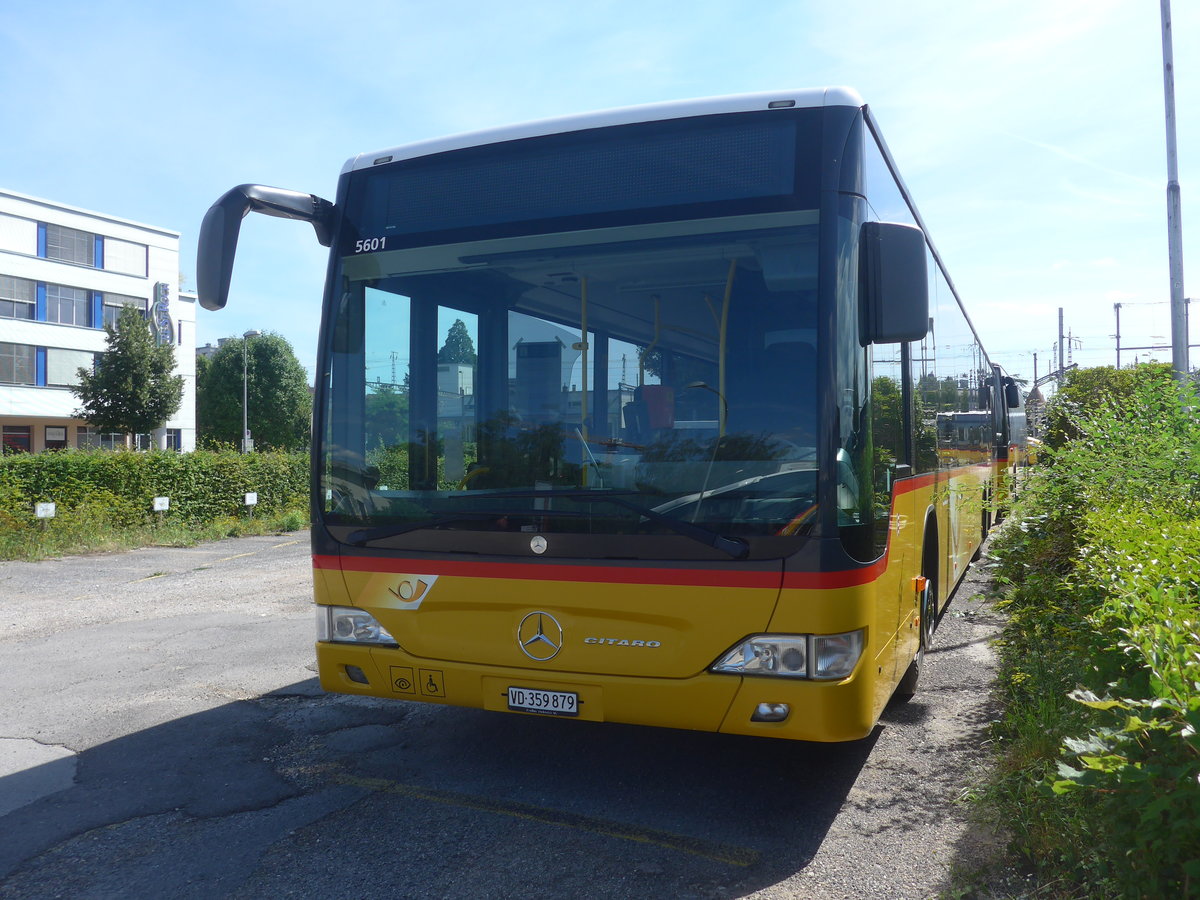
[1161,0,1190,381]
[1114,302,1122,368]
[242,330,261,453]
[1058,307,1065,385]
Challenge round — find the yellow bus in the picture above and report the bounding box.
[197,88,1019,741]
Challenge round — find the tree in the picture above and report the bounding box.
[1043,362,1175,450]
[197,332,312,451]
[365,380,409,449]
[195,352,212,392]
[72,305,183,441]
[438,319,477,366]
[871,375,904,466]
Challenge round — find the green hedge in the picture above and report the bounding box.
[0,449,309,558]
[984,364,1200,897]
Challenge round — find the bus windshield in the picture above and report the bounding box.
[321,214,822,557]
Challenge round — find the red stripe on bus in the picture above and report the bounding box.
[781,559,889,589]
[893,471,939,493]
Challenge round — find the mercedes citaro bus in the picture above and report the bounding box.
[197,88,1019,741]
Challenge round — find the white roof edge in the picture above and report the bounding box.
[0,188,180,238]
[342,87,865,175]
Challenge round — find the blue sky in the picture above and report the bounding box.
[2,1,1196,386]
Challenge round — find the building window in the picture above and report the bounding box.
[0,213,38,255]
[0,342,36,384]
[102,292,146,328]
[44,224,95,266]
[2,425,32,454]
[45,284,91,326]
[166,428,182,451]
[46,347,96,387]
[80,429,128,450]
[0,275,36,320]
[44,426,68,450]
[102,238,147,277]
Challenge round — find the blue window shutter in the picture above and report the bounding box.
[36,347,46,386]
[92,292,103,328]
[36,282,46,320]
[37,223,47,258]
[94,235,104,269]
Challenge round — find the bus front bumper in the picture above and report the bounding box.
[317,642,879,743]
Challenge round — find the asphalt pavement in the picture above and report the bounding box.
[0,531,1012,899]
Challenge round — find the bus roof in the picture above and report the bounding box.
[341,87,865,175]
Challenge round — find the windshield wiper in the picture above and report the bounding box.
[341,489,748,559]
[460,489,749,559]
[539,490,749,559]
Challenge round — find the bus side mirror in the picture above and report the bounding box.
[860,222,929,344]
[1005,381,1021,409]
[196,184,335,311]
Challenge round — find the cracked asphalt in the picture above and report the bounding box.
[0,532,1009,899]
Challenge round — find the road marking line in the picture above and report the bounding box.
[332,773,759,867]
[215,551,259,563]
[215,539,303,564]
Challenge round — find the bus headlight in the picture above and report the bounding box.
[711,630,864,680]
[711,636,808,677]
[316,605,397,645]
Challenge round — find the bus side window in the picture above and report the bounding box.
[622,384,674,442]
[868,343,906,558]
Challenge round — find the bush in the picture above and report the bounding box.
[984,368,1200,897]
[0,449,309,560]
[1041,362,1178,450]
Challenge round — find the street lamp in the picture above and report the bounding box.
[242,330,261,452]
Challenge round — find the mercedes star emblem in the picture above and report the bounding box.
[517,611,563,661]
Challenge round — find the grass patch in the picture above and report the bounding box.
[0,505,309,561]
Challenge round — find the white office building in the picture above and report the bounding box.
[0,189,196,452]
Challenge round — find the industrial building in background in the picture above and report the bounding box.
[0,189,196,452]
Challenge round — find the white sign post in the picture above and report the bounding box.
[34,502,56,519]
